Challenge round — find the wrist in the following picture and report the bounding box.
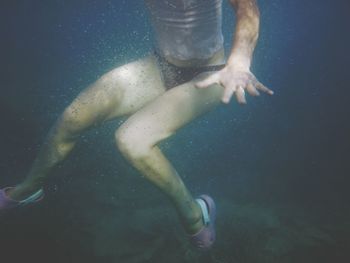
[227,53,251,71]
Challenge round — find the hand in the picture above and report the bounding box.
[195,64,273,104]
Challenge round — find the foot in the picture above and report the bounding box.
[7,183,42,201]
[189,195,216,250]
[0,186,44,210]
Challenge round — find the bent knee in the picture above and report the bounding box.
[59,84,122,136]
[115,126,153,160]
[59,105,95,137]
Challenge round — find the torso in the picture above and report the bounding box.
[145,0,224,63]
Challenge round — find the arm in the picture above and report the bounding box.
[196,0,273,104]
[227,0,260,70]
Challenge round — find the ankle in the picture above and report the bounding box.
[184,203,204,235]
[186,217,204,235]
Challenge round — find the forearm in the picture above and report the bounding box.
[227,0,260,69]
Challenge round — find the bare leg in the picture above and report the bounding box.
[9,56,165,200]
[116,73,224,234]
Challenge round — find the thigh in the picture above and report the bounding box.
[64,55,166,129]
[117,73,225,145]
[107,55,166,119]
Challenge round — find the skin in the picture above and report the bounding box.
[7,0,272,235]
[197,0,273,103]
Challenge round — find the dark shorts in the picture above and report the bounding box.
[154,52,225,90]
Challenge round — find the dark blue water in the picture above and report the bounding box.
[1,1,349,262]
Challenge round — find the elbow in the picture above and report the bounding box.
[234,1,260,25]
[230,0,260,18]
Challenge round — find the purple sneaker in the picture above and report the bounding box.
[0,187,44,210]
[190,195,216,250]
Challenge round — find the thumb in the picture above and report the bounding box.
[195,73,219,89]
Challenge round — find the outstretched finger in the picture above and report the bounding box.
[222,87,235,104]
[246,83,260,96]
[255,81,274,95]
[195,73,220,89]
[235,86,247,104]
